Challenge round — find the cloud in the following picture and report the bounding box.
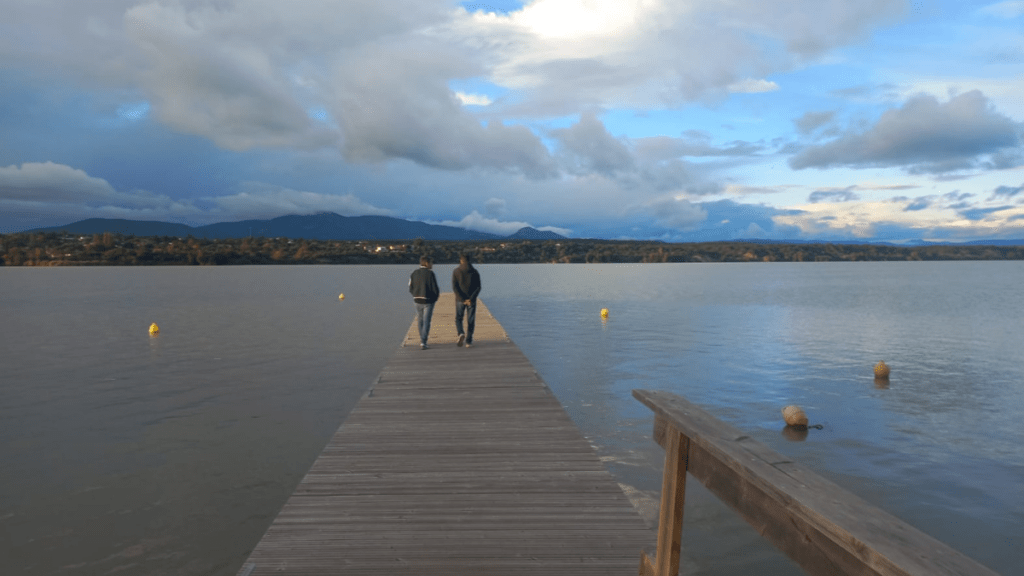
[1,0,906,183]
[959,205,1014,221]
[645,196,708,230]
[727,79,780,94]
[447,0,905,113]
[0,162,118,203]
[809,188,860,203]
[427,210,571,236]
[454,92,493,106]
[0,161,394,230]
[483,197,507,218]
[551,112,634,176]
[990,184,1024,200]
[794,110,836,134]
[789,91,1023,174]
[123,1,343,151]
[209,182,393,220]
[904,197,932,211]
[0,161,208,231]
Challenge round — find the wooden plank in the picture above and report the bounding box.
[238,294,653,575]
[652,424,687,576]
[634,389,1001,576]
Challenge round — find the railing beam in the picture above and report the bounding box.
[633,389,1001,576]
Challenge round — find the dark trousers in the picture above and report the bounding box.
[415,302,435,345]
[455,300,476,343]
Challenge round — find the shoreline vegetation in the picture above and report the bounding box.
[2,231,1024,266]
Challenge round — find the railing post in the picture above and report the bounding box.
[640,420,689,576]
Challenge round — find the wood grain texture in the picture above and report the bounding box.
[238,294,653,575]
[634,389,1001,576]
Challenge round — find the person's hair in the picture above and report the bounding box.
[419,256,432,267]
[459,253,472,265]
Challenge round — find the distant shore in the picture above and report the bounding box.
[2,231,1023,266]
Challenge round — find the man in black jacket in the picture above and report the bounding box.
[452,253,482,348]
[409,256,440,349]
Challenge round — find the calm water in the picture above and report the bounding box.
[2,262,1022,575]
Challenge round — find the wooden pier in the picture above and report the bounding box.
[238,293,654,575]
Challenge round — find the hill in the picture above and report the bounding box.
[506,226,566,240]
[27,213,504,241]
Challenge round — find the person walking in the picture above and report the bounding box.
[452,253,482,348]
[409,256,440,349]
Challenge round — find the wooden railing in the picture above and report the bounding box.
[633,389,1001,576]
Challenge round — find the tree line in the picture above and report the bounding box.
[2,231,1023,266]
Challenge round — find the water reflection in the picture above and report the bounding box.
[781,426,809,442]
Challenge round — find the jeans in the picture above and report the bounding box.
[455,299,476,343]
[415,301,435,345]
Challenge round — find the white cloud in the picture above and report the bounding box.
[0,162,117,202]
[427,210,571,236]
[0,0,905,178]
[454,92,493,106]
[773,197,1024,239]
[448,0,904,113]
[790,91,1023,174]
[646,196,708,230]
[210,182,393,220]
[728,79,780,94]
[0,162,393,228]
[0,162,208,230]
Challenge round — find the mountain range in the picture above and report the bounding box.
[25,213,567,241]
[20,214,1024,246]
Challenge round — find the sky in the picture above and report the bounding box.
[1,0,1022,242]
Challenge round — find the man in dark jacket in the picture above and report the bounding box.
[452,253,482,347]
[409,256,440,349]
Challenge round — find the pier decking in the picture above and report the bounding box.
[239,293,653,575]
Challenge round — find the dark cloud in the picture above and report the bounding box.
[904,197,932,211]
[794,110,836,134]
[646,197,708,230]
[809,189,859,203]
[618,199,804,241]
[991,184,1024,199]
[959,206,1013,221]
[942,191,974,202]
[551,112,634,176]
[789,91,1023,173]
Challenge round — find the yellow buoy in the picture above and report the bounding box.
[149,323,160,336]
[874,361,890,380]
[781,405,808,428]
[600,308,609,318]
[338,293,345,300]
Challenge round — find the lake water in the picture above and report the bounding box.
[1,262,1021,575]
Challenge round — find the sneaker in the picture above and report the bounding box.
[457,333,466,347]
[464,341,473,348]
[421,343,429,350]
